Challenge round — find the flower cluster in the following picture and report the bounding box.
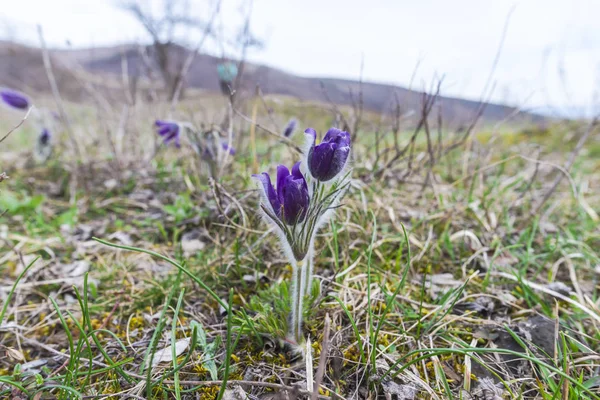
[253,127,351,343]
[154,120,235,179]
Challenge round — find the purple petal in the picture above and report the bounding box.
[253,172,280,216]
[323,128,344,143]
[309,142,335,179]
[291,162,302,179]
[292,161,308,190]
[281,175,309,225]
[276,164,290,204]
[158,126,171,136]
[330,144,350,176]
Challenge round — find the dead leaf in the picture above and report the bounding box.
[381,381,418,400]
[104,179,118,190]
[64,260,90,277]
[108,231,133,246]
[182,230,206,257]
[149,337,190,369]
[222,386,248,400]
[6,347,25,362]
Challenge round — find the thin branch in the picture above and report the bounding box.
[0,107,32,144]
[37,25,83,159]
[169,0,222,110]
[532,116,598,216]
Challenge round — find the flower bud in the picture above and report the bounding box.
[0,88,29,110]
[305,128,350,182]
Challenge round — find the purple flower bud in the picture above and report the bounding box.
[283,118,297,138]
[39,128,51,145]
[305,127,351,182]
[155,120,180,148]
[0,88,30,110]
[254,162,310,225]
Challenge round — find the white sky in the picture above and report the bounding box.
[2,0,600,116]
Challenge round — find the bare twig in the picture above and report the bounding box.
[37,25,83,160]
[532,117,599,217]
[169,0,222,111]
[0,107,32,144]
[233,108,302,153]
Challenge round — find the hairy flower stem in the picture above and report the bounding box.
[304,241,315,297]
[290,257,307,344]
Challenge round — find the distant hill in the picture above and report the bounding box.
[2,41,545,125]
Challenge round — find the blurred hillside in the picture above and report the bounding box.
[1,40,546,126]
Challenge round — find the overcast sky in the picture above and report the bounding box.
[2,0,599,116]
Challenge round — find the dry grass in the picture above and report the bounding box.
[0,92,599,400]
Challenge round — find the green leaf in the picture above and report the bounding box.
[190,320,207,348]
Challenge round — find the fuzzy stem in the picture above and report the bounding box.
[289,257,306,344]
[304,239,315,297]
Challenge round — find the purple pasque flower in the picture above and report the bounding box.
[254,162,310,225]
[221,142,235,155]
[283,118,297,138]
[39,128,51,145]
[0,88,30,110]
[155,120,180,147]
[305,127,350,182]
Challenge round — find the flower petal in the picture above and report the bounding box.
[309,142,335,180]
[304,128,317,144]
[276,164,290,204]
[253,172,280,216]
[281,175,309,224]
[323,128,344,143]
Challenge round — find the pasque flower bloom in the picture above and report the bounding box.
[305,128,350,182]
[0,88,29,110]
[254,162,309,225]
[155,120,181,147]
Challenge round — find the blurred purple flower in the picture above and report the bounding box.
[254,162,309,225]
[283,118,297,138]
[0,88,29,110]
[39,128,51,145]
[155,120,180,147]
[305,127,350,182]
[222,142,235,155]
